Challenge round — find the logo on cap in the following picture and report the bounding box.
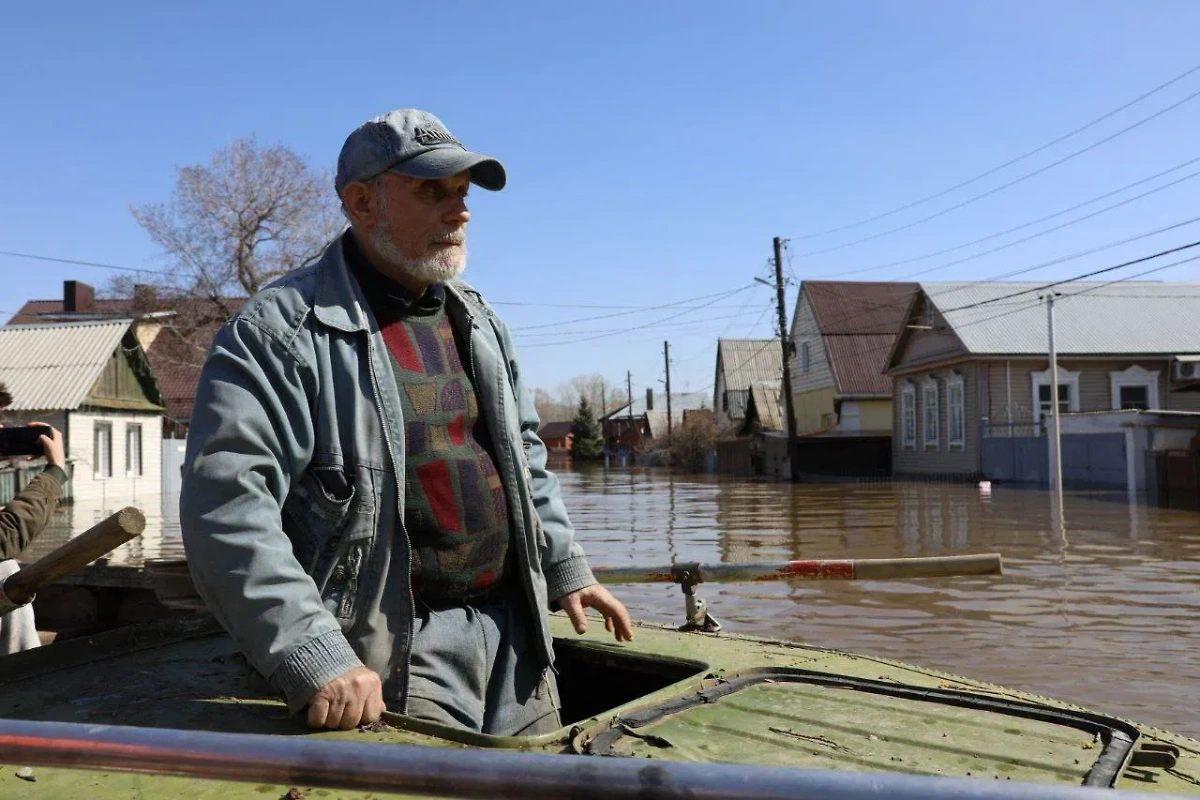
[413,126,463,148]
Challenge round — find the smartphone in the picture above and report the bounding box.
[0,425,49,458]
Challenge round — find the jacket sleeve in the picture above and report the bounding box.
[493,317,597,603]
[0,466,66,561]
[180,318,363,714]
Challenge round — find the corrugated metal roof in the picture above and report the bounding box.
[923,281,1200,355]
[0,320,133,411]
[9,294,245,423]
[748,382,783,431]
[803,282,918,395]
[716,339,783,392]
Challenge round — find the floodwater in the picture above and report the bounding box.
[558,468,1200,740]
[35,468,1200,739]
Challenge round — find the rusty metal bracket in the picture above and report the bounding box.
[677,573,721,633]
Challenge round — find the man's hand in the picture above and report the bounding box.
[30,423,64,468]
[306,666,385,730]
[558,584,634,642]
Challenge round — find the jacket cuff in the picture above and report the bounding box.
[40,465,68,490]
[270,630,364,715]
[544,555,597,604]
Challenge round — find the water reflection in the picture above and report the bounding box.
[29,468,1200,739]
[560,470,1200,740]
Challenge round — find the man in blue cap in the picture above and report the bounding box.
[181,109,632,736]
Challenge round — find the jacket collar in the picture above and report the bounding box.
[313,232,369,333]
[314,231,494,332]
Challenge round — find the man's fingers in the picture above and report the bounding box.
[594,591,634,642]
[337,694,367,731]
[560,593,588,634]
[364,692,386,725]
[307,696,331,729]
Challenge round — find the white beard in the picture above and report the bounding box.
[370,228,467,285]
[368,189,467,285]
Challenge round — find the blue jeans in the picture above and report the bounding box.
[404,588,561,736]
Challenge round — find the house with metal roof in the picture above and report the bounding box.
[0,319,166,506]
[602,389,710,450]
[789,281,918,435]
[885,281,1200,483]
[9,280,245,438]
[712,339,782,434]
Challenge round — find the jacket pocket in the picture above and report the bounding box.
[283,466,375,626]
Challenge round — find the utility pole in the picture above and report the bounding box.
[773,236,799,481]
[626,371,633,425]
[663,341,673,438]
[1044,292,1065,523]
[600,382,608,449]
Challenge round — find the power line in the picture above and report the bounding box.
[816,155,1200,279]
[786,62,1200,243]
[937,238,1200,316]
[518,285,756,348]
[793,83,1200,258]
[513,310,755,339]
[931,213,1200,298]
[510,285,759,332]
[0,250,159,274]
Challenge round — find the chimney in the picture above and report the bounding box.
[646,388,654,411]
[63,280,95,314]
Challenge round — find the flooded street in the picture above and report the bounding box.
[558,468,1200,739]
[37,467,1200,739]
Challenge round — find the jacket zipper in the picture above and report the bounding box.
[358,305,416,713]
[464,303,554,672]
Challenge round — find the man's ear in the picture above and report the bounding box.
[341,182,377,230]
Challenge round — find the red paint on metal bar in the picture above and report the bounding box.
[763,560,855,580]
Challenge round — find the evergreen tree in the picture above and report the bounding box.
[570,397,604,460]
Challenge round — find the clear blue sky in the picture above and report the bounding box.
[4,1,1200,402]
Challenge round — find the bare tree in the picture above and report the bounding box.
[532,374,625,424]
[128,136,344,309]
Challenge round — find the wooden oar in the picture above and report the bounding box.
[0,507,145,612]
[592,553,1003,585]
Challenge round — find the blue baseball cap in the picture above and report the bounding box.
[335,108,506,196]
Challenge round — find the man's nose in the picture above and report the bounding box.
[444,197,469,225]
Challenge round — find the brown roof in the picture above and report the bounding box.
[8,294,245,424]
[537,421,575,441]
[803,281,918,396]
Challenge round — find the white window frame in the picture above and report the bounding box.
[799,341,810,374]
[125,423,143,477]
[922,377,940,449]
[1109,365,1159,411]
[947,372,965,450]
[94,422,112,479]
[900,382,916,450]
[1030,367,1080,424]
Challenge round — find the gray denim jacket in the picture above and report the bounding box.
[179,234,597,714]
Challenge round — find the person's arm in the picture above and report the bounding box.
[180,319,365,715]
[493,318,633,640]
[0,425,67,560]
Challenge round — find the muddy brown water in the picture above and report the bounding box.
[559,468,1200,740]
[36,467,1200,739]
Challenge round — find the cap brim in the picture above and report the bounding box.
[389,149,506,191]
